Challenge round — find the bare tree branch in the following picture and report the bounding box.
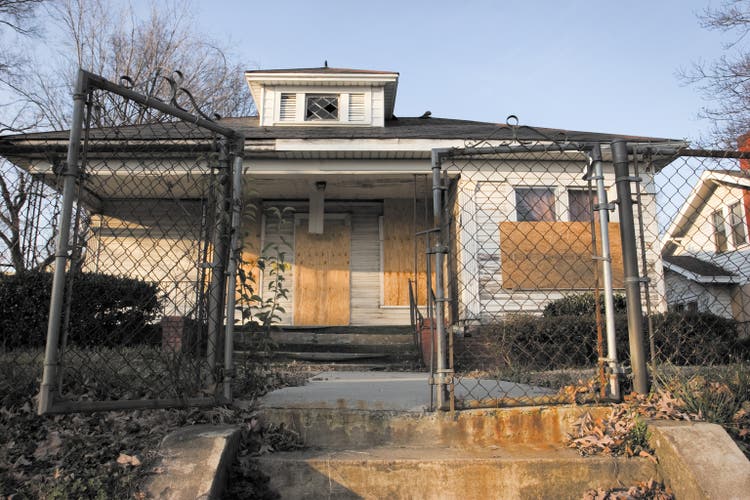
[682,1,750,146]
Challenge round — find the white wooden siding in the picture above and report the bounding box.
[351,209,411,325]
[665,270,734,318]
[676,184,750,279]
[371,87,385,127]
[451,162,665,319]
[85,200,204,317]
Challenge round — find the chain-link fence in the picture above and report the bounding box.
[426,135,750,410]
[643,149,750,370]
[0,161,64,406]
[0,70,244,413]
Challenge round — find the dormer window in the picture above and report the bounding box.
[246,67,398,127]
[306,94,339,121]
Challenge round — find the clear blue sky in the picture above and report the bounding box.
[192,0,729,143]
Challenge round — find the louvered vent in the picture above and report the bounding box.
[279,93,297,121]
[348,93,365,121]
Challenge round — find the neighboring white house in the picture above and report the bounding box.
[0,66,684,327]
[662,169,750,322]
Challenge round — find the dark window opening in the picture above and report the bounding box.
[713,210,728,253]
[568,189,597,222]
[515,187,556,222]
[306,94,339,121]
[730,202,747,246]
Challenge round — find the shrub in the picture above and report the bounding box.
[542,292,627,317]
[457,309,746,373]
[0,271,161,349]
[650,311,746,365]
[463,314,629,371]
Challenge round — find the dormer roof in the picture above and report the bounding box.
[245,66,399,122]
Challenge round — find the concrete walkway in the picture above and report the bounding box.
[259,371,554,411]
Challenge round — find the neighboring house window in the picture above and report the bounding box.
[568,189,597,222]
[306,94,339,121]
[670,300,698,313]
[730,202,747,247]
[713,210,728,253]
[516,187,556,221]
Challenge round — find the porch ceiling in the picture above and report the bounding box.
[245,174,433,200]
[40,172,436,208]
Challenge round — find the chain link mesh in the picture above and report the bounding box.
[434,140,750,409]
[1,73,240,411]
[642,150,750,369]
[1,161,64,405]
[437,142,615,407]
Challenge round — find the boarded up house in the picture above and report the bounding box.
[0,66,683,328]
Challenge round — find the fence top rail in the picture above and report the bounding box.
[80,69,240,140]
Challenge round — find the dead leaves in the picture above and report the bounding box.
[33,430,62,460]
[116,453,142,467]
[558,377,601,404]
[567,405,653,460]
[583,478,674,499]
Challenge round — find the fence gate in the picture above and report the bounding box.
[37,69,244,414]
[427,132,639,410]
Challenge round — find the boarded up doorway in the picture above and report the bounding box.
[294,215,351,325]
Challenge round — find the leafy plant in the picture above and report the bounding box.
[235,206,293,338]
[654,364,750,456]
[232,206,294,398]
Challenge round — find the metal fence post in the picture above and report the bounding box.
[591,144,621,400]
[431,148,450,410]
[207,140,231,378]
[611,140,649,394]
[38,70,87,415]
[222,135,244,402]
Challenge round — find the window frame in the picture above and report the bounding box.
[514,186,557,222]
[272,88,373,126]
[712,209,728,253]
[305,93,340,121]
[567,188,597,222]
[729,201,747,247]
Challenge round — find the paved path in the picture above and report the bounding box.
[260,371,553,411]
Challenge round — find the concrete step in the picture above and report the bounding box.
[236,330,416,349]
[275,351,390,362]
[259,405,611,450]
[234,327,421,368]
[254,446,658,500]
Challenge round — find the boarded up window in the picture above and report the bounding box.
[382,199,433,306]
[499,221,624,290]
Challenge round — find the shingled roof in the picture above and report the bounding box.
[0,116,683,145]
[663,254,736,279]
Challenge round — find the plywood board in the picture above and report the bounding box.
[499,221,624,290]
[237,203,262,301]
[383,199,433,306]
[294,219,351,325]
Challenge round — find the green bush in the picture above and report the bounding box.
[459,309,747,373]
[542,292,627,317]
[0,271,161,349]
